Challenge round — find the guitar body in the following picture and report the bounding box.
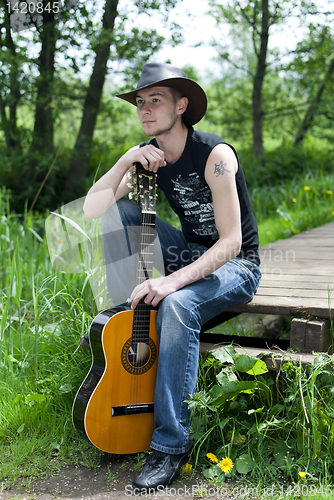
[72,306,159,454]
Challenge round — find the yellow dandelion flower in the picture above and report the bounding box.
[298,471,307,478]
[292,198,297,203]
[182,463,193,474]
[332,212,334,216]
[327,190,333,195]
[218,457,234,473]
[304,186,310,191]
[206,453,219,463]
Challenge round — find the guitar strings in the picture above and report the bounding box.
[130,208,155,408]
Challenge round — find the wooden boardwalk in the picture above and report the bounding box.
[201,222,334,354]
[230,221,334,319]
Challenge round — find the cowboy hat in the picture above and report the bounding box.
[115,62,207,126]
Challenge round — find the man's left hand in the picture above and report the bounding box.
[130,276,178,309]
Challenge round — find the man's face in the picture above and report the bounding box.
[135,86,180,137]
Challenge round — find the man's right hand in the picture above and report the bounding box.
[120,144,166,173]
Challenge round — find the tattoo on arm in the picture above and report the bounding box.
[214,161,231,177]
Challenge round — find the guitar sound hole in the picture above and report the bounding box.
[128,343,150,367]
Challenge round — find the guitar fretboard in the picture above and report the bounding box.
[132,211,156,345]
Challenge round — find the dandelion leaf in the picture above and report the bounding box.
[235,454,253,474]
[208,380,257,406]
[212,346,234,364]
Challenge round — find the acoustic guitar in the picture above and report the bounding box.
[72,164,159,454]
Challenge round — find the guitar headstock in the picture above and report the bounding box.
[135,163,156,213]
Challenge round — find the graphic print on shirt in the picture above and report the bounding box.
[171,172,219,238]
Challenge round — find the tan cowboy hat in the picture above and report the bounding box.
[115,62,207,126]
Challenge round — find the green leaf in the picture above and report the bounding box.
[209,380,257,406]
[49,211,91,242]
[202,465,224,481]
[313,429,322,458]
[10,296,20,306]
[50,442,61,452]
[248,407,264,415]
[27,226,44,242]
[219,418,230,431]
[246,359,268,376]
[25,393,46,404]
[212,346,234,364]
[234,355,258,373]
[17,423,25,434]
[13,393,23,404]
[235,454,253,474]
[59,383,73,393]
[217,370,238,385]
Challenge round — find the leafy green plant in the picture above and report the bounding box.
[188,346,334,485]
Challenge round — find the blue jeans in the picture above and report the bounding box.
[102,198,261,454]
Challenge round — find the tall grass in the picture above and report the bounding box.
[0,188,101,487]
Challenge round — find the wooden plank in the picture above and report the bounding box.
[260,275,333,284]
[255,287,332,299]
[261,263,334,273]
[288,222,334,235]
[260,272,333,280]
[262,239,334,247]
[260,255,333,265]
[228,296,332,318]
[260,248,333,258]
[258,280,334,290]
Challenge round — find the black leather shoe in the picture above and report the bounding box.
[133,449,191,490]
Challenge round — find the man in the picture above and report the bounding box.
[83,62,261,490]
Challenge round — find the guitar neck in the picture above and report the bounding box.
[136,211,156,285]
[132,210,156,345]
[132,165,157,346]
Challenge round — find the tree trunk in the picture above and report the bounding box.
[293,54,334,147]
[30,10,56,157]
[251,0,269,159]
[1,0,21,151]
[64,0,119,199]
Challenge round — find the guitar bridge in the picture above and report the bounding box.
[112,403,154,417]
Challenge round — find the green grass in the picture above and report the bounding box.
[253,170,334,244]
[0,166,334,491]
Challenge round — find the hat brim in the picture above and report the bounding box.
[115,77,207,126]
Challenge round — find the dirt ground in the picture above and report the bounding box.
[0,458,242,500]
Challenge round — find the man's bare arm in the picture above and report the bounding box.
[83,144,166,219]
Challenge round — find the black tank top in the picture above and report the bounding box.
[141,127,260,265]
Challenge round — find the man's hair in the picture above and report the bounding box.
[168,87,186,104]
